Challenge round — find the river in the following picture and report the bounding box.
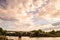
[21,37,60,40]
[7,36,60,40]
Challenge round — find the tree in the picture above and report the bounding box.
[0,28,6,35]
[49,30,56,34]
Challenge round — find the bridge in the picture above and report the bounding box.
[6,31,25,40]
[5,31,44,40]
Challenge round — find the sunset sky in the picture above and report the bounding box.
[0,0,60,31]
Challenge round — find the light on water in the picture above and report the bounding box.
[21,37,60,40]
[7,36,60,40]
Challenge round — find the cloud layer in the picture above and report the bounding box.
[0,0,60,31]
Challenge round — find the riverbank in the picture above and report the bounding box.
[0,35,8,40]
[0,28,60,37]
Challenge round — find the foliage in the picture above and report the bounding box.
[0,27,60,37]
[0,28,6,35]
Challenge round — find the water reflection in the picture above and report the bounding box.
[21,37,60,40]
[7,36,60,40]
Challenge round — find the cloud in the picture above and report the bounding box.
[0,0,60,31]
[52,22,60,26]
[0,0,8,9]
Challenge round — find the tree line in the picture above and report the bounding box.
[0,28,60,37]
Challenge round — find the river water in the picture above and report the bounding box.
[7,36,60,40]
[21,37,60,40]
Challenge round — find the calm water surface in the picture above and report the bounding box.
[21,37,60,40]
[7,36,60,40]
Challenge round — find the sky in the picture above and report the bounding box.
[0,0,60,31]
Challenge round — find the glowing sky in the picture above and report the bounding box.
[0,0,60,31]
